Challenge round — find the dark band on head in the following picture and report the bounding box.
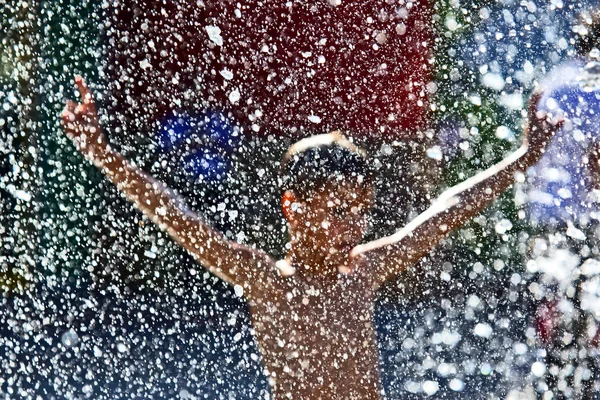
[280,131,376,197]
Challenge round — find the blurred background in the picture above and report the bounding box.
[1,0,599,398]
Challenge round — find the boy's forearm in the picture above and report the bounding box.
[436,143,537,218]
[359,143,539,273]
[419,144,537,243]
[91,145,182,225]
[86,144,223,255]
[431,105,560,231]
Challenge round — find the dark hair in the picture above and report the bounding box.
[573,9,600,56]
[280,131,376,197]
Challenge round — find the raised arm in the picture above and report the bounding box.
[353,92,563,288]
[61,76,273,290]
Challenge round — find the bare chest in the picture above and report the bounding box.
[252,277,374,339]
[247,273,381,399]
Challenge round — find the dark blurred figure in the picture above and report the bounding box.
[527,8,600,399]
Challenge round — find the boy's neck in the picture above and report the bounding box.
[285,240,341,280]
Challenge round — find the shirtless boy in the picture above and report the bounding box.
[62,77,560,399]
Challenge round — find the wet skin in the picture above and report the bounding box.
[245,181,382,399]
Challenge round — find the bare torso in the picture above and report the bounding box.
[246,258,382,400]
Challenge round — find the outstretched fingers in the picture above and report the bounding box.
[525,89,565,153]
[62,100,82,138]
[528,90,544,118]
[61,76,107,155]
[62,100,77,120]
[549,116,565,132]
[75,75,97,113]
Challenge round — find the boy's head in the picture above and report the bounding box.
[280,132,376,259]
[573,8,600,57]
[280,131,376,198]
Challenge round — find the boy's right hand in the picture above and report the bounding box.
[524,91,564,158]
[61,76,107,156]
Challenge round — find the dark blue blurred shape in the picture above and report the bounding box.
[157,113,194,152]
[156,111,241,182]
[201,111,241,153]
[183,148,229,182]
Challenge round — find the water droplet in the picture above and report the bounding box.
[205,25,223,46]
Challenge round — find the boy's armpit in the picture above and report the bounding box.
[352,243,411,290]
[202,241,280,297]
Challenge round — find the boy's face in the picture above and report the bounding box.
[283,179,375,259]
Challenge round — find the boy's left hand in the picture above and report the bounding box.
[525,91,564,157]
[61,76,107,157]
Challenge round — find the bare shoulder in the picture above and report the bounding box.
[347,252,381,286]
[225,242,285,296]
[350,247,408,291]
